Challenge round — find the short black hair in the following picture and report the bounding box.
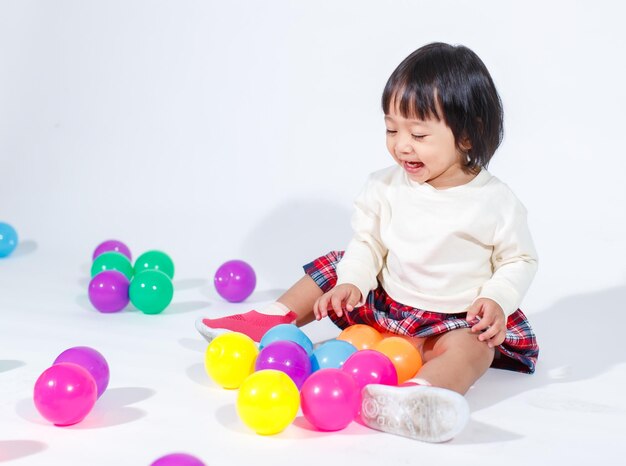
[382,42,503,171]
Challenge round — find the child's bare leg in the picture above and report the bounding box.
[418,328,495,394]
[361,330,480,443]
[276,275,323,327]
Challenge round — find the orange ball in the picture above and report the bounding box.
[337,324,383,350]
[373,336,422,384]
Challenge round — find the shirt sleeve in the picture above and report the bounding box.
[476,201,538,316]
[335,175,388,305]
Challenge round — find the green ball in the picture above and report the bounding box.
[134,250,175,279]
[91,251,134,280]
[129,269,174,315]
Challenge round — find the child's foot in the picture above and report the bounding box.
[195,310,298,343]
[360,384,469,443]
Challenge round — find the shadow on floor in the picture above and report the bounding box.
[0,440,47,463]
[8,240,38,259]
[241,199,352,290]
[468,285,626,411]
[0,360,25,373]
[15,387,154,429]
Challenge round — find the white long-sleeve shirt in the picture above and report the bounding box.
[335,165,538,317]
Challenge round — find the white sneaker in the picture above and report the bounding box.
[360,384,469,443]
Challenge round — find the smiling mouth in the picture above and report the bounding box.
[403,161,424,172]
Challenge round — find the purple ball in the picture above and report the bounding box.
[214,260,256,303]
[92,239,132,261]
[255,340,312,390]
[53,346,110,398]
[151,453,205,466]
[88,270,130,313]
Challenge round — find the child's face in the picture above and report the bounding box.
[384,107,472,189]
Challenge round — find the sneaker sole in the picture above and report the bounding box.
[360,384,469,443]
[194,317,229,343]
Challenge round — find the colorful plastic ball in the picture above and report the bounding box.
[205,332,259,389]
[214,260,256,303]
[341,349,398,392]
[300,368,360,431]
[310,340,357,372]
[53,346,110,398]
[88,270,130,313]
[0,222,18,258]
[237,369,300,435]
[129,269,174,315]
[259,324,314,356]
[151,453,205,466]
[33,362,98,426]
[337,324,383,350]
[134,250,175,280]
[255,340,312,390]
[92,239,132,261]
[372,336,423,384]
[91,251,134,280]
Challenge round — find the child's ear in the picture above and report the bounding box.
[459,135,472,153]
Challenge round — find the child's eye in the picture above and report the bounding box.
[412,134,426,140]
[385,129,397,135]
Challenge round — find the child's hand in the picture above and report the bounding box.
[465,298,506,348]
[313,284,362,321]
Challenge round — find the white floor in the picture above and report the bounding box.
[1,243,625,466]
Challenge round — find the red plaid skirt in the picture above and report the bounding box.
[304,251,539,374]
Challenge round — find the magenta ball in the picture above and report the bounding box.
[88,270,130,313]
[341,349,398,392]
[33,363,98,426]
[151,453,205,466]
[53,346,110,398]
[300,368,360,431]
[255,340,312,390]
[214,260,256,303]
[92,239,132,261]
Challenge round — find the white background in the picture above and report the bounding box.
[1,1,625,465]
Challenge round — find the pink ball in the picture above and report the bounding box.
[300,368,360,431]
[214,260,256,303]
[341,349,398,391]
[151,453,205,466]
[33,363,98,426]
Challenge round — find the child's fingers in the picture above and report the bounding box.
[330,293,345,318]
[470,315,492,333]
[345,289,361,312]
[465,302,481,325]
[314,294,330,320]
[312,297,321,320]
[484,328,506,348]
[477,323,500,342]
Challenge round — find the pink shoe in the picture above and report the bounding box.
[195,310,297,343]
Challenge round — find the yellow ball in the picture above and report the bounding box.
[236,369,300,435]
[204,332,259,389]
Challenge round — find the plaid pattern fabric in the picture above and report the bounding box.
[303,250,539,374]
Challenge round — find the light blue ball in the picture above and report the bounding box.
[259,324,314,356]
[0,222,18,258]
[310,339,357,372]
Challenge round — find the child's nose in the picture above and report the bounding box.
[395,135,413,153]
